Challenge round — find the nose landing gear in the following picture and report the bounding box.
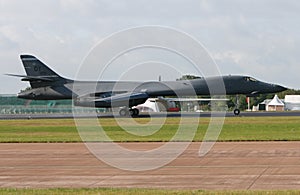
[233,95,241,116]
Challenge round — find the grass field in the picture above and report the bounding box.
[0,116,299,142]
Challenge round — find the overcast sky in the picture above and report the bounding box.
[0,0,299,94]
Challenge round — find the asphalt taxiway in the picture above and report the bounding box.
[1,142,300,189]
[1,111,300,120]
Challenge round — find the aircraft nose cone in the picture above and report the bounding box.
[274,84,288,92]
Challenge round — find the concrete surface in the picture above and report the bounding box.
[1,111,300,120]
[1,142,300,189]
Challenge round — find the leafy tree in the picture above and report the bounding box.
[277,89,300,99]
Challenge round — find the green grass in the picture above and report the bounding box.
[0,117,300,142]
[0,119,79,142]
[1,117,300,194]
[1,188,300,195]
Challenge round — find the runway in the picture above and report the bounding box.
[1,142,300,189]
[1,111,300,119]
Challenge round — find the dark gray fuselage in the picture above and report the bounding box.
[14,54,287,109]
[18,75,287,108]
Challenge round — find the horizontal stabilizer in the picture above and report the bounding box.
[5,74,58,82]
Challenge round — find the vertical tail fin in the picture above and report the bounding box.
[20,55,60,77]
[20,55,66,88]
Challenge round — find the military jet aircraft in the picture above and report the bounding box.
[7,55,287,116]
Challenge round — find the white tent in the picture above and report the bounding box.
[267,95,285,111]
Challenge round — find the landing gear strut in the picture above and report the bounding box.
[119,107,139,117]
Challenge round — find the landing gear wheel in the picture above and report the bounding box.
[133,108,139,116]
[233,108,240,116]
[129,108,139,117]
[119,108,128,117]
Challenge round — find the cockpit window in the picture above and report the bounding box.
[244,77,257,82]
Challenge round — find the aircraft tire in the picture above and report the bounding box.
[133,108,139,116]
[119,108,128,117]
[233,109,240,116]
[129,108,139,117]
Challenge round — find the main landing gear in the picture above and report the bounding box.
[119,107,139,117]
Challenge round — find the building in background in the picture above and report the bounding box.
[254,95,285,111]
[267,95,285,111]
[255,99,272,111]
[285,95,300,111]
